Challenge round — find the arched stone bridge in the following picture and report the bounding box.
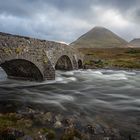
[0,32,83,81]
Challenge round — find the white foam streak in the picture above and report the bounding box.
[106,93,133,99]
[73,69,128,80]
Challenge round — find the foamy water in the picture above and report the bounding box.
[0,68,140,137]
[0,68,140,110]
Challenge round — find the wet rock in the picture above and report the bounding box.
[35,134,46,140]
[26,107,36,114]
[16,113,23,119]
[94,124,105,134]
[42,128,56,140]
[55,114,63,122]
[0,111,137,140]
[63,118,75,127]
[12,129,24,137]
[0,113,3,117]
[85,125,94,134]
[73,136,80,140]
[110,128,121,139]
[61,127,82,140]
[0,128,24,140]
[17,119,33,128]
[22,135,34,140]
[33,112,53,125]
[33,114,42,123]
[43,112,53,122]
[103,137,110,140]
[34,131,46,140]
[73,121,84,132]
[0,133,16,140]
[54,121,62,128]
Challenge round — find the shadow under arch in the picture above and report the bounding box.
[78,59,83,69]
[55,55,73,70]
[0,59,44,81]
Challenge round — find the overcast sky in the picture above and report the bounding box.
[0,0,140,43]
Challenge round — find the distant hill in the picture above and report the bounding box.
[70,26,128,48]
[129,38,140,48]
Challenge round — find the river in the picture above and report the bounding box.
[0,68,140,139]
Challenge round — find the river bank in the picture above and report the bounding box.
[79,48,140,70]
[0,105,138,140]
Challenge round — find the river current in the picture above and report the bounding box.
[0,68,140,138]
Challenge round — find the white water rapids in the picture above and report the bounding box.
[0,68,140,137]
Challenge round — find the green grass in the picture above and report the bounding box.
[79,48,140,69]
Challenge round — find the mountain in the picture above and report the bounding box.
[70,26,128,48]
[129,38,140,48]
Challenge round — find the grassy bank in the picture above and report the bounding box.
[79,48,140,69]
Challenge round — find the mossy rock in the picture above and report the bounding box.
[43,57,48,63]
[15,47,23,54]
[42,128,56,140]
[61,128,82,140]
[3,48,12,55]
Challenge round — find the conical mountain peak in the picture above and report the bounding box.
[71,26,128,48]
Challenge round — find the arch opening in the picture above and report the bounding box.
[78,59,83,69]
[0,59,44,81]
[0,67,7,80]
[55,55,73,70]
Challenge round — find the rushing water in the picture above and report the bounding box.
[0,68,140,138]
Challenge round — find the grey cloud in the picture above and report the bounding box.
[0,0,140,20]
[0,0,44,17]
[131,8,140,23]
[0,0,140,43]
[97,0,138,10]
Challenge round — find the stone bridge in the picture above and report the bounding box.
[0,32,83,81]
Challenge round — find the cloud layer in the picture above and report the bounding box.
[0,0,140,43]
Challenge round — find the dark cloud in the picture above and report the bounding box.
[97,0,138,10]
[0,0,140,20]
[0,0,139,43]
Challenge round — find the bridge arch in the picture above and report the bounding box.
[55,55,73,70]
[0,59,44,81]
[78,59,83,69]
